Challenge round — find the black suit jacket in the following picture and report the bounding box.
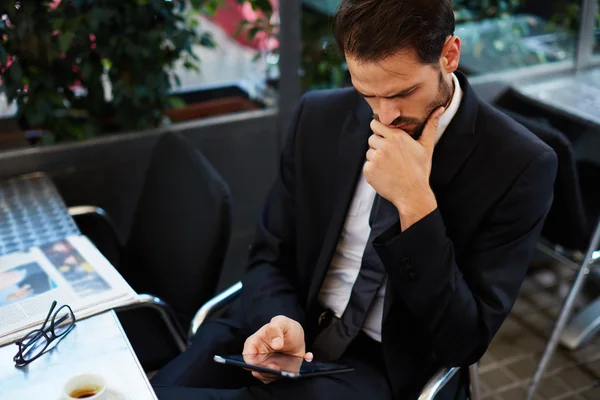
[238,73,557,399]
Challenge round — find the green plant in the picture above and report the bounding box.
[453,0,524,22]
[0,0,218,143]
[239,2,348,91]
[300,5,347,90]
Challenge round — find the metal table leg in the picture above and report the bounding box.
[560,296,600,350]
[527,220,600,400]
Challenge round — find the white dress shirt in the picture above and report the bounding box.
[317,73,463,342]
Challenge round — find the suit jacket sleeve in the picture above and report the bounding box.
[239,97,307,335]
[374,149,557,366]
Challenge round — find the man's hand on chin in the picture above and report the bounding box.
[364,107,445,231]
[243,316,314,384]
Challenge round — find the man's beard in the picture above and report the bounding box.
[390,72,453,140]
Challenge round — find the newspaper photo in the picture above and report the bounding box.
[0,262,58,307]
[0,235,139,346]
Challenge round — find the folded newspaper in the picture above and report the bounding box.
[0,235,139,346]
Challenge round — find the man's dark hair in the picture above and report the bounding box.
[333,0,455,64]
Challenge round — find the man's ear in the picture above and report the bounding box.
[440,35,461,74]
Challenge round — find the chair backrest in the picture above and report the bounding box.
[123,132,232,325]
[496,107,589,250]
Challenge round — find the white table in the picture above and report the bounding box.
[0,311,158,400]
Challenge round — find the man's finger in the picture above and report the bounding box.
[304,352,314,362]
[243,336,262,355]
[366,149,376,162]
[368,134,385,150]
[265,322,285,350]
[370,119,390,138]
[419,107,445,147]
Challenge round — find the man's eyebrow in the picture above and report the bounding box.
[357,84,420,99]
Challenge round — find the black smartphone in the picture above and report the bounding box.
[213,354,354,379]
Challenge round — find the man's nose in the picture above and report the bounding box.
[376,101,401,127]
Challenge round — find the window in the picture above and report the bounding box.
[456,0,582,75]
[299,0,586,89]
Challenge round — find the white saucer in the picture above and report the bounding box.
[58,387,128,400]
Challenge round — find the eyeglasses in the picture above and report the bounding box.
[13,300,76,367]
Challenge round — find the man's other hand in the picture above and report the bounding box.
[243,316,314,384]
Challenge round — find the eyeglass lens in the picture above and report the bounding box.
[53,305,75,337]
[19,330,48,363]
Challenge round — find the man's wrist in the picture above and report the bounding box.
[393,187,438,231]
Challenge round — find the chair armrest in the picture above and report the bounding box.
[418,367,459,400]
[115,294,188,353]
[189,281,243,340]
[68,205,122,245]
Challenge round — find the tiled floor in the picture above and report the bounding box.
[480,261,600,399]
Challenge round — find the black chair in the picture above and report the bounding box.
[69,131,232,371]
[494,107,600,398]
[497,107,590,252]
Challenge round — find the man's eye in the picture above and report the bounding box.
[396,89,416,98]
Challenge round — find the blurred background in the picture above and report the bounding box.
[0,2,600,398]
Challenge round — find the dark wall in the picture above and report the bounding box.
[0,109,279,290]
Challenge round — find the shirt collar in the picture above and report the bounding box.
[434,73,463,145]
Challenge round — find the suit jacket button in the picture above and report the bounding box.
[407,269,417,281]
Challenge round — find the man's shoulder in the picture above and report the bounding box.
[475,100,555,161]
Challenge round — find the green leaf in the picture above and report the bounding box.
[317,61,329,75]
[102,59,113,71]
[234,20,251,38]
[81,63,95,81]
[190,0,202,9]
[199,32,215,48]
[167,96,186,109]
[52,17,66,31]
[248,26,261,40]
[58,32,75,54]
[0,45,7,66]
[9,63,22,83]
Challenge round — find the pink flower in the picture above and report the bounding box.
[49,0,61,10]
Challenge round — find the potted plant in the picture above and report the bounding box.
[0,0,219,144]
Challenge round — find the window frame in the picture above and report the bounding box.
[575,0,600,70]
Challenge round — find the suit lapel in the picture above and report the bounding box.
[306,98,372,308]
[430,72,480,195]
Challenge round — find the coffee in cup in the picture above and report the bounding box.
[63,373,107,400]
[69,386,101,398]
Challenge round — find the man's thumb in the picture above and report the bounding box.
[420,106,445,146]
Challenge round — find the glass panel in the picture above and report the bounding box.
[301,2,348,91]
[595,0,600,54]
[173,0,279,102]
[300,0,584,91]
[456,0,581,75]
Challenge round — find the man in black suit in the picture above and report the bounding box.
[151,0,557,399]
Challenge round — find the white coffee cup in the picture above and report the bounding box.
[62,373,108,400]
